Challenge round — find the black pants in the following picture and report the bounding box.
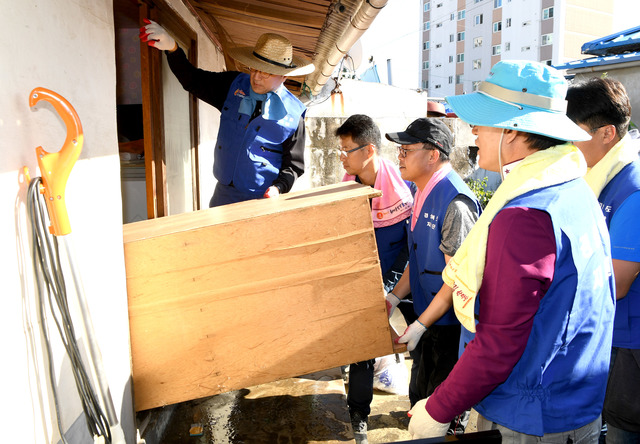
[412,323,461,405]
[347,299,418,417]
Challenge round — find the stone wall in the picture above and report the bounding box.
[304,116,476,188]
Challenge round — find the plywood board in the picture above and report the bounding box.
[124,182,398,411]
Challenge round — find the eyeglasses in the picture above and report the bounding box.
[588,124,608,133]
[397,145,433,158]
[249,68,273,79]
[339,143,369,157]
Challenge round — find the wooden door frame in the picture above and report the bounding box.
[138,0,200,218]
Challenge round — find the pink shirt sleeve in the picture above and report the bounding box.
[426,207,556,423]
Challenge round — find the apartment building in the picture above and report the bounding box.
[421,0,629,97]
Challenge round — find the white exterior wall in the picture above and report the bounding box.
[357,0,421,89]
[430,1,458,96]
[463,0,493,92]
[511,0,542,60]
[1,0,224,442]
[500,0,520,60]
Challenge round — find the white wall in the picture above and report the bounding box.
[357,0,421,89]
[1,0,135,441]
[0,0,225,442]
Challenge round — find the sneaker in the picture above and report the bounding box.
[350,411,369,444]
[447,410,469,435]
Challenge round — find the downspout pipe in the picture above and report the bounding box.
[310,0,388,95]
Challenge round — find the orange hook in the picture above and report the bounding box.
[29,87,83,236]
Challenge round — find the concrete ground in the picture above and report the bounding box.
[151,310,478,443]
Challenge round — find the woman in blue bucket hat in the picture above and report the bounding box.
[407,60,616,443]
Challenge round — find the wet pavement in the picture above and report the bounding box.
[156,310,478,443]
[158,358,479,443]
[160,368,355,443]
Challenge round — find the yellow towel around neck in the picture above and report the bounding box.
[442,143,587,332]
[584,134,639,197]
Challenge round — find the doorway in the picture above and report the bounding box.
[113,0,200,221]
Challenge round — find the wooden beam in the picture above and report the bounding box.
[194,0,327,27]
[207,12,321,37]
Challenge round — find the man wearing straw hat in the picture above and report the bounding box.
[407,60,615,443]
[140,21,315,206]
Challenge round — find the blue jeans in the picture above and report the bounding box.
[477,414,601,444]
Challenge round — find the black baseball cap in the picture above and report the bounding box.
[385,118,453,155]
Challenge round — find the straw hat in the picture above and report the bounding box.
[228,33,315,77]
[446,60,590,142]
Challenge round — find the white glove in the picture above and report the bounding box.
[140,19,177,51]
[408,397,449,439]
[385,291,401,318]
[263,186,280,198]
[396,320,427,351]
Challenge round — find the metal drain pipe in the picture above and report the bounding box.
[310,0,388,95]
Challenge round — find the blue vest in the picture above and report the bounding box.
[407,171,480,323]
[599,158,640,348]
[376,218,409,277]
[214,74,306,194]
[475,179,615,436]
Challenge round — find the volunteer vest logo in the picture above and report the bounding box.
[423,212,438,230]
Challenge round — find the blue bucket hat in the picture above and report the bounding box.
[446,60,591,142]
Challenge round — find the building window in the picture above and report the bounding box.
[457,53,464,62]
[473,59,481,69]
[450,12,455,20]
[522,20,531,26]
[435,63,442,68]
[542,59,552,66]
[492,44,501,55]
[475,0,482,3]
[505,42,510,51]
[474,36,483,47]
[449,76,454,84]
[436,22,443,28]
[422,80,429,89]
[458,10,466,20]
[436,2,443,7]
[505,18,511,28]
[541,34,552,46]
[436,43,442,48]
[456,74,463,84]
[494,0,502,8]
[521,45,531,51]
[435,84,442,89]
[475,14,483,25]
[425,41,430,49]
[423,61,430,69]
[450,34,455,42]
[493,21,502,32]
[473,81,481,91]
[543,7,554,19]
[457,31,465,41]
[449,55,454,63]
[425,21,431,30]
[424,2,430,11]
